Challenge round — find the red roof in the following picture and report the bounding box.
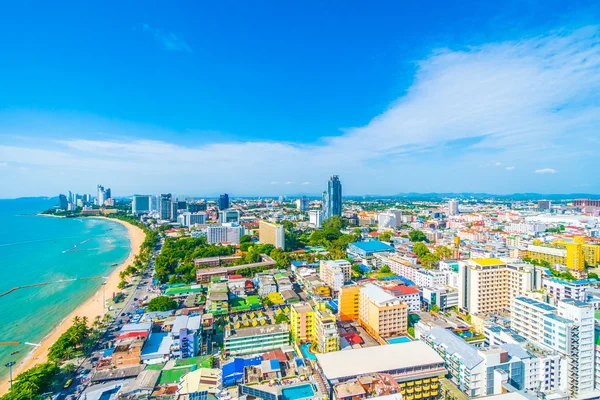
[368,232,380,237]
[387,286,420,296]
[343,332,364,345]
[262,349,287,363]
[116,331,149,341]
[229,274,243,279]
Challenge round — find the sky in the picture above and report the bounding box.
[0,1,599,198]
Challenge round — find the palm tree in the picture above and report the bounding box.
[20,379,39,400]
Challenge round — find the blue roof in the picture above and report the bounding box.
[270,359,281,370]
[103,348,115,357]
[222,356,263,384]
[350,241,395,252]
[359,264,372,272]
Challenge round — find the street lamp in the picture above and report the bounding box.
[5,361,15,390]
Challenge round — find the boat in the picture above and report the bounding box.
[111,263,118,267]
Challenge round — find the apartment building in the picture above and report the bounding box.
[377,254,420,282]
[319,259,351,293]
[385,285,421,312]
[290,302,340,353]
[358,283,408,341]
[338,286,360,321]
[414,269,447,288]
[258,220,285,250]
[542,277,591,306]
[511,297,596,398]
[527,237,600,271]
[223,324,290,356]
[316,342,446,400]
[458,258,542,314]
[207,223,244,245]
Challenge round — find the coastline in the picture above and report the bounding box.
[0,217,145,394]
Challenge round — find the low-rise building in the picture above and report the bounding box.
[223,324,290,356]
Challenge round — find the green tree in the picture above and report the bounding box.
[379,231,393,242]
[409,230,428,242]
[430,304,440,313]
[275,313,290,324]
[588,272,599,280]
[380,265,391,273]
[147,296,178,312]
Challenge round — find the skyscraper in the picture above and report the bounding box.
[322,175,342,220]
[132,195,151,215]
[447,199,459,216]
[97,185,105,206]
[159,193,173,220]
[58,194,68,209]
[218,194,229,210]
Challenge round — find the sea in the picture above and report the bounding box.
[0,198,132,376]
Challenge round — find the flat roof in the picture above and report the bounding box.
[361,284,396,305]
[471,258,505,266]
[315,341,444,380]
[350,241,395,252]
[514,296,557,312]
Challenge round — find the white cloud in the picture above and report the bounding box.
[142,24,192,53]
[284,181,293,185]
[1,26,599,196]
[0,162,7,167]
[535,168,558,174]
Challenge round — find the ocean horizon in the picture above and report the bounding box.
[0,198,132,377]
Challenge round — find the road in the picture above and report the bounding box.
[65,235,163,399]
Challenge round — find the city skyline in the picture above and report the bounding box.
[1,2,600,197]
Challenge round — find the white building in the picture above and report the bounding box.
[178,212,207,227]
[542,277,591,307]
[207,223,244,245]
[319,260,351,293]
[377,254,420,282]
[414,269,447,288]
[507,222,547,235]
[422,287,458,310]
[377,212,397,231]
[309,210,323,228]
[448,199,459,216]
[511,297,596,398]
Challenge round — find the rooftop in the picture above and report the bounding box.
[227,323,289,339]
[423,327,483,370]
[350,241,395,252]
[470,258,505,266]
[316,341,444,380]
[361,284,397,305]
[514,296,557,312]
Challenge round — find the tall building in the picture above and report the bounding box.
[218,194,229,210]
[187,202,207,212]
[448,199,459,216]
[258,221,285,250]
[207,223,244,245]
[338,283,408,341]
[218,209,240,223]
[132,195,151,215]
[538,200,552,210]
[295,196,309,211]
[319,260,351,292]
[58,194,68,209]
[97,185,105,206]
[169,201,178,222]
[377,212,397,231]
[159,193,173,220]
[290,302,340,353]
[322,175,342,220]
[458,258,542,314]
[511,297,595,398]
[309,210,323,228]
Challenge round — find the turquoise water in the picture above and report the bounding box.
[299,343,316,361]
[281,384,315,400]
[386,336,411,344]
[0,198,131,375]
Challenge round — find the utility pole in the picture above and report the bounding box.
[5,361,15,390]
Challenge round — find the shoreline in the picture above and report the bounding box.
[0,217,145,394]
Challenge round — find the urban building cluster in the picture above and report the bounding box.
[51,180,600,400]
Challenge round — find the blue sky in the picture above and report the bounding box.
[0,1,599,197]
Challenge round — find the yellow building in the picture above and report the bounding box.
[290,302,339,353]
[338,284,408,341]
[338,286,360,321]
[258,220,285,250]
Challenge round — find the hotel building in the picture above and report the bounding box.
[258,221,285,250]
[319,260,352,293]
[458,258,542,314]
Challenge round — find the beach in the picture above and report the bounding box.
[0,217,145,394]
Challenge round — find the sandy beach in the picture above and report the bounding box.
[0,217,145,394]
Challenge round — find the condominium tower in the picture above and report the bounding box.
[322,175,342,220]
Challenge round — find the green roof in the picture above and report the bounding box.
[165,285,204,295]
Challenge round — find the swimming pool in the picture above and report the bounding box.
[281,384,316,400]
[387,336,411,344]
[300,343,316,361]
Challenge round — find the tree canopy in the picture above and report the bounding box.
[147,296,178,312]
[409,230,428,242]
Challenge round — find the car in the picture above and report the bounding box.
[64,379,72,389]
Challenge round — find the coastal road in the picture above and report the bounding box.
[68,237,163,399]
